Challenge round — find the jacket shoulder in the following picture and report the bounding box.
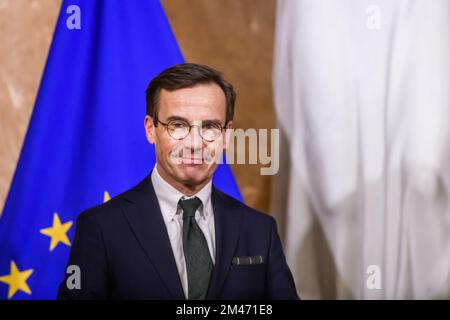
[76,183,138,223]
[213,187,276,225]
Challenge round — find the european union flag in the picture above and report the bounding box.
[0,0,241,300]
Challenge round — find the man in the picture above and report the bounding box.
[58,63,299,300]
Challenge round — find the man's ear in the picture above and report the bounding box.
[223,120,233,150]
[144,115,156,144]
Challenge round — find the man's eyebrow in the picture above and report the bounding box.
[165,115,189,122]
[201,119,223,124]
[164,116,224,124]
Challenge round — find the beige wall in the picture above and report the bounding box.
[0,0,61,214]
[0,0,276,214]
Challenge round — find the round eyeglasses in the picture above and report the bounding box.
[157,119,226,142]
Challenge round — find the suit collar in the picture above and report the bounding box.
[120,171,243,300]
[206,186,243,299]
[121,173,185,299]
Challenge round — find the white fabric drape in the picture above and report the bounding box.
[272,0,450,299]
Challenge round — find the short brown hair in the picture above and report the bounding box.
[145,63,236,125]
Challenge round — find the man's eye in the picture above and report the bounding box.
[203,123,219,130]
[171,121,187,128]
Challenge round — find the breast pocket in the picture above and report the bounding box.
[222,263,267,299]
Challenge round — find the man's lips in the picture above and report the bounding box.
[181,157,204,163]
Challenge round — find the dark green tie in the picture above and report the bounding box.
[179,197,213,300]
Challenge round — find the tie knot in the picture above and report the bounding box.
[179,196,202,219]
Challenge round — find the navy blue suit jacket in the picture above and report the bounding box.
[58,173,299,300]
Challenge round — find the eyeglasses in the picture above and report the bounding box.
[157,119,227,142]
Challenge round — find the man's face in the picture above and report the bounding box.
[144,83,232,190]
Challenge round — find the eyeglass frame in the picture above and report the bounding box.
[156,118,228,142]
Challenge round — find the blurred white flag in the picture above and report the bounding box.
[272,0,450,299]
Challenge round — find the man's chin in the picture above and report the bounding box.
[175,163,212,184]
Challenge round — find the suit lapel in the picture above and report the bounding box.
[207,186,243,299]
[121,173,185,300]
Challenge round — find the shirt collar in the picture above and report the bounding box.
[151,163,212,222]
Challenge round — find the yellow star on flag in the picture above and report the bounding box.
[0,261,33,299]
[104,190,111,203]
[40,213,73,251]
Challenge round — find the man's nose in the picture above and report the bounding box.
[184,124,203,150]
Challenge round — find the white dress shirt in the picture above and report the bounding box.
[151,164,216,299]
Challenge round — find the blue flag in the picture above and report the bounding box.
[0,0,242,300]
